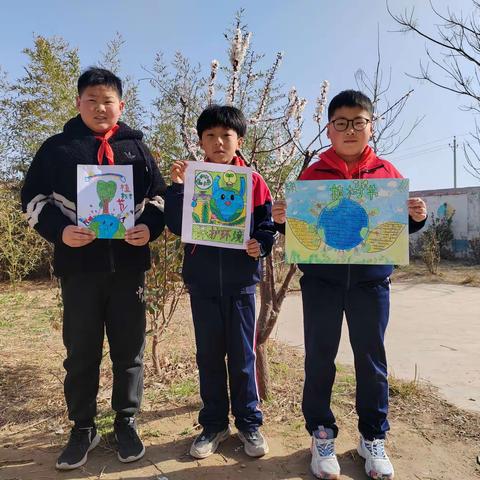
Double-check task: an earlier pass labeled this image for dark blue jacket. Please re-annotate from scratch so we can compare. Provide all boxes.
[165,159,275,296]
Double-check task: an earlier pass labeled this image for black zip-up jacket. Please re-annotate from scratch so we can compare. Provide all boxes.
[21,115,166,276]
[165,161,276,296]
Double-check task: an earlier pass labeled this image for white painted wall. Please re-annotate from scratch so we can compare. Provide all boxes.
[409,187,480,257]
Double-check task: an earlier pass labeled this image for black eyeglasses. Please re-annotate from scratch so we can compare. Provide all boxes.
[330,117,371,132]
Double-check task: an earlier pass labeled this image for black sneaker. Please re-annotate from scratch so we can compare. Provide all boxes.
[237,428,269,457]
[55,426,101,470]
[189,426,231,459]
[114,416,145,463]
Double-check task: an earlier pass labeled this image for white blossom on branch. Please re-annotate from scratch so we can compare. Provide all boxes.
[180,96,202,161]
[251,51,283,123]
[207,59,219,105]
[226,28,252,105]
[313,80,330,124]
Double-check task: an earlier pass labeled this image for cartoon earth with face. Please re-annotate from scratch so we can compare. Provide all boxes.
[210,176,246,223]
[89,214,125,239]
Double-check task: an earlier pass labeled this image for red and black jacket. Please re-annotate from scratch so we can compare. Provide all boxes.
[165,157,275,296]
[276,146,426,284]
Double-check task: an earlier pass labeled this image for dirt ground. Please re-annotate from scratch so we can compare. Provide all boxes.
[1,277,480,480]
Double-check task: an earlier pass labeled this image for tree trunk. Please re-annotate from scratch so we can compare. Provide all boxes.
[255,255,297,400]
[152,332,162,376]
[256,342,270,401]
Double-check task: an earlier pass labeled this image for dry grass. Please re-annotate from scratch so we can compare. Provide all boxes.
[1,280,479,451]
[392,259,480,287]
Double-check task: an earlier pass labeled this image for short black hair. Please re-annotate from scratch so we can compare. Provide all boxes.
[328,90,373,120]
[196,105,247,138]
[77,67,123,98]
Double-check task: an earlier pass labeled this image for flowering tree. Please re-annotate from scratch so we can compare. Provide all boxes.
[145,12,332,398]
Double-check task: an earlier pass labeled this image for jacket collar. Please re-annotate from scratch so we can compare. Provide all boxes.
[63,115,143,141]
[318,145,385,177]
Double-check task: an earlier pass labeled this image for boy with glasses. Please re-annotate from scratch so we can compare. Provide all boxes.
[272,90,427,479]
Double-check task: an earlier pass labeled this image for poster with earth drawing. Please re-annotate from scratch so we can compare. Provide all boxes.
[285,178,409,265]
[77,165,134,239]
[181,161,252,249]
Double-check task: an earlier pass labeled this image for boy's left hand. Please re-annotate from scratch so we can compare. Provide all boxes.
[246,238,261,258]
[125,224,150,246]
[408,197,427,222]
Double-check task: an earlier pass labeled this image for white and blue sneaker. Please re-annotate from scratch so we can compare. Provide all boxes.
[310,426,340,479]
[357,435,394,479]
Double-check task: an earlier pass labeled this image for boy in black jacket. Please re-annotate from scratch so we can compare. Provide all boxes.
[165,105,275,459]
[21,68,166,470]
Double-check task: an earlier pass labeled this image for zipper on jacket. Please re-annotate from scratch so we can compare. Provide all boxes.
[218,248,223,297]
[346,264,351,290]
[108,239,116,272]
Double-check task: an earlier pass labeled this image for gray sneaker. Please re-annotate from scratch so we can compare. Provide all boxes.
[189,426,231,459]
[237,428,269,457]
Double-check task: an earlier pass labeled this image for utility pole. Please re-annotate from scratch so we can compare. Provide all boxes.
[449,136,458,188]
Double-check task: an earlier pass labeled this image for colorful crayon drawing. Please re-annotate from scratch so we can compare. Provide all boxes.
[77,165,135,239]
[285,178,409,265]
[181,161,252,249]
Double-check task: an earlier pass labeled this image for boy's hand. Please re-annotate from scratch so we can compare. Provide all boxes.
[171,160,188,184]
[125,224,150,246]
[62,225,96,247]
[408,197,427,222]
[246,238,261,258]
[272,200,287,224]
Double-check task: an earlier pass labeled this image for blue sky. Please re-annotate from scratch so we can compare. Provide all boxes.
[2,0,478,191]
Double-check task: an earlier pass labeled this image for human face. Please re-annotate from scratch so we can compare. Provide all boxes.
[76,85,124,134]
[326,106,372,164]
[199,126,243,164]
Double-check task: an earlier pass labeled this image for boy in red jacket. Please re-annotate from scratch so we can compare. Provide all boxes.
[273,90,426,480]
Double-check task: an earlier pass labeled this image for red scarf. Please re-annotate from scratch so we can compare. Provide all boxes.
[95,124,119,165]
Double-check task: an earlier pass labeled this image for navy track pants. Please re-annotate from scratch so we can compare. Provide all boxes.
[301,275,390,440]
[190,293,262,432]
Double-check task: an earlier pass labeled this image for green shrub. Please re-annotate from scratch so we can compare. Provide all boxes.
[418,214,454,273]
[0,184,51,282]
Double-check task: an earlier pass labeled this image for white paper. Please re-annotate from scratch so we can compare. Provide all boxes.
[77,164,135,239]
[181,161,253,249]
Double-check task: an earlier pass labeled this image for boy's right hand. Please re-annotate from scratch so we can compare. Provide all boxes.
[272,200,287,224]
[62,225,96,247]
[171,160,188,184]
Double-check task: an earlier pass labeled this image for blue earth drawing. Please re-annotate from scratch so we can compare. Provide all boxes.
[89,214,126,239]
[318,197,369,250]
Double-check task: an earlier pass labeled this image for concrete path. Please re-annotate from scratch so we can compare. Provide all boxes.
[273,282,480,413]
